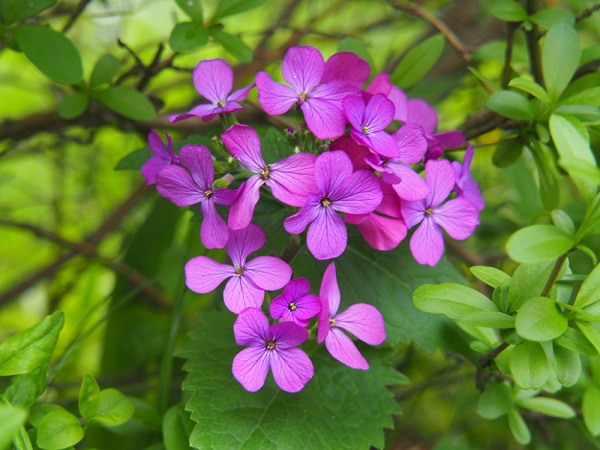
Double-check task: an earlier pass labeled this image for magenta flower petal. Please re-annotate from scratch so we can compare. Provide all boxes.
[401,198,426,229]
[228,84,254,102]
[255,71,299,115]
[350,212,407,251]
[434,198,479,240]
[224,275,265,313]
[226,224,265,267]
[185,256,234,293]
[269,321,309,348]
[228,176,263,230]
[283,199,320,234]
[410,217,444,266]
[244,256,292,291]
[352,128,399,158]
[271,278,321,326]
[193,59,233,104]
[300,96,347,140]
[322,52,370,87]
[325,328,369,370]
[268,153,317,207]
[169,103,228,123]
[200,200,230,249]
[142,130,175,185]
[233,307,270,346]
[270,347,314,393]
[394,123,428,164]
[365,73,392,96]
[319,262,341,320]
[282,46,324,93]
[335,303,386,345]
[453,145,485,211]
[343,95,365,131]
[232,346,270,392]
[221,124,266,173]
[334,169,383,214]
[155,166,204,206]
[330,136,371,170]
[314,150,353,196]
[307,206,347,260]
[388,164,429,202]
[425,159,457,209]
[435,131,465,148]
[389,86,408,122]
[178,145,214,190]
[406,98,438,134]
[363,93,395,132]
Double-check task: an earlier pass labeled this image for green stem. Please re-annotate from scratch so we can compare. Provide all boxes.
[540,253,570,298]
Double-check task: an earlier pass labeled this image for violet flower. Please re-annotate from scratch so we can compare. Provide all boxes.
[232,307,314,393]
[321,51,370,88]
[156,145,237,249]
[401,159,479,266]
[317,262,386,370]
[221,124,317,229]
[141,130,178,185]
[270,278,321,327]
[255,46,361,140]
[284,150,382,260]
[169,59,253,123]
[185,224,292,313]
[453,145,485,211]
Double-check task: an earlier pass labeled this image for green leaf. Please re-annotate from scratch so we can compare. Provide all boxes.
[492,141,523,167]
[470,266,511,288]
[559,87,600,107]
[583,386,600,436]
[509,341,549,389]
[558,158,600,186]
[0,312,64,376]
[88,389,134,427]
[261,127,293,163]
[115,147,152,171]
[0,0,55,25]
[0,404,27,450]
[162,404,194,450]
[577,321,600,355]
[79,374,100,423]
[508,408,531,445]
[550,209,575,236]
[13,25,83,84]
[492,285,510,312]
[573,263,600,314]
[4,365,47,407]
[507,261,557,313]
[175,0,203,22]
[90,54,120,89]
[95,86,157,121]
[506,225,574,264]
[554,326,598,356]
[179,312,406,450]
[517,397,575,418]
[392,34,445,89]
[515,296,568,341]
[58,92,89,120]
[459,311,515,328]
[489,0,527,22]
[529,8,575,29]
[250,195,293,257]
[210,29,252,63]
[413,283,499,320]
[169,22,208,53]
[486,91,534,120]
[36,410,84,450]
[212,0,267,21]
[542,24,580,101]
[508,78,550,103]
[476,382,513,419]
[553,344,581,387]
[337,38,375,70]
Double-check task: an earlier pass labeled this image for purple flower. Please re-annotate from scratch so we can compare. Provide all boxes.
[401,159,479,266]
[156,145,237,248]
[453,145,485,211]
[321,51,370,88]
[141,130,178,185]
[169,59,253,123]
[232,307,314,392]
[270,278,321,327]
[255,46,360,140]
[317,262,386,370]
[284,151,383,260]
[343,94,399,158]
[221,124,317,229]
[185,224,292,313]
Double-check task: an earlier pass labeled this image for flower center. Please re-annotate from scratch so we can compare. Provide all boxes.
[288,302,297,311]
[266,340,276,350]
[204,189,213,198]
[217,100,226,107]
[234,266,244,277]
[321,198,332,207]
[329,317,336,326]
[361,125,369,135]
[425,208,434,217]
[299,91,308,101]
[259,166,271,181]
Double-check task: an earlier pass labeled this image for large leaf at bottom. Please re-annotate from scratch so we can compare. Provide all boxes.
[179,312,405,450]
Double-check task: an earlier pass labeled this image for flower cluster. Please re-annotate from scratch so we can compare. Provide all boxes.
[142,46,483,392]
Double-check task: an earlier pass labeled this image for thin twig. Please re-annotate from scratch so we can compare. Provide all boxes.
[61,0,92,33]
[540,253,570,298]
[475,342,510,391]
[502,22,518,89]
[524,0,544,86]
[576,4,600,22]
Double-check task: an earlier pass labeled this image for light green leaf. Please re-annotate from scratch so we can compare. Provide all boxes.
[577,321,600,355]
[530,8,575,29]
[0,404,27,450]
[459,311,515,329]
[13,25,83,84]
[88,389,134,427]
[559,87,600,107]
[507,260,558,313]
[90,54,120,89]
[542,24,580,101]
[508,408,531,445]
[517,397,575,418]
[212,0,267,21]
[58,93,89,120]
[470,266,511,288]
[486,91,535,120]
[36,410,84,450]
[95,87,157,121]
[515,296,568,341]
[492,140,523,167]
[573,263,600,314]
[476,383,513,419]
[79,373,100,423]
[492,285,510,312]
[489,0,527,21]
[509,341,549,389]
[554,326,598,356]
[114,147,152,171]
[550,209,575,236]
[169,22,208,53]
[0,312,63,376]
[392,34,445,89]
[506,225,574,264]
[583,386,600,436]
[508,78,551,103]
[0,0,55,25]
[553,344,581,387]
[413,283,499,320]
[211,29,252,63]
[162,404,194,450]
[175,0,203,22]
[558,158,600,185]
[4,365,47,407]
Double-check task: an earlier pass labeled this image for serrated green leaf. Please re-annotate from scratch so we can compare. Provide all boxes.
[175,0,203,22]
[508,408,531,445]
[95,86,156,121]
[477,383,513,419]
[90,54,120,89]
[179,311,405,450]
[169,22,208,53]
[542,24,580,101]
[413,283,499,320]
[211,29,252,63]
[0,0,55,25]
[517,397,575,418]
[88,389,134,427]
[0,404,27,450]
[489,0,527,22]
[583,386,600,436]
[515,296,568,341]
[529,8,575,29]
[508,78,550,103]
[551,209,575,236]
[36,410,84,450]
[162,404,194,450]
[507,225,574,264]
[509,341,549,389]
[58,92,89,120]
[573,263,600,314]
[212,0,267,21]
[470,266,511,288]
[13,25,83,84]
[0,312,63,376]
[553,344,581,386]
[392,34,444,89]
[79,373,100,423]
[487,91,534,120]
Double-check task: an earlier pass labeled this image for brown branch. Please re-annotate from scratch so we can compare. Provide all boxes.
[524,0,544,86]
[475,342,510,391]
[61,0,92,33]
[576,3,600,22]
